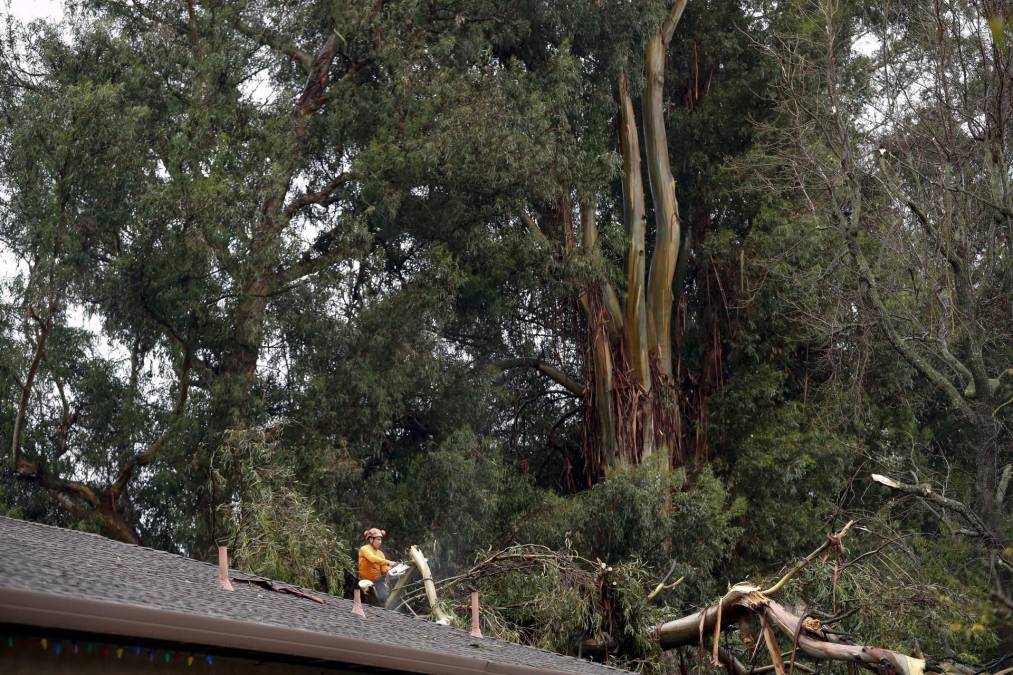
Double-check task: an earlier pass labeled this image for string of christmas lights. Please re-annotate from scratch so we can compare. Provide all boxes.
[2,634,215,666]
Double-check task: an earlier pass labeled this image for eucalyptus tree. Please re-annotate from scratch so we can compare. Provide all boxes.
[497,0,778,480]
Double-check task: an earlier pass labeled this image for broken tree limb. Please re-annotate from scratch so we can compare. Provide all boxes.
[408,545,453,625]
[661,586,934,674]
[657,583,757,650]
[763,520,854,595]
[653,521,977,675]
[871,474,1005,553]
[659,521,855,650]
[762,599,927,675]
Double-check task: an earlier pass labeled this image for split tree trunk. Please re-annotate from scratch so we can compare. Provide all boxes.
[582,1,688,471]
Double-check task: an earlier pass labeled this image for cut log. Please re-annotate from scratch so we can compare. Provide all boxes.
[408,545,453,624]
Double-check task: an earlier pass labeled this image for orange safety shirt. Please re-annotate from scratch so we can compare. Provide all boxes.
[358,544,390,582]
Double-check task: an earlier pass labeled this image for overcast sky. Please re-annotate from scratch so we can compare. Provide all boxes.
[7,0,63,22]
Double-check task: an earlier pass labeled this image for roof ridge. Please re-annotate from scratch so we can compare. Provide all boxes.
[0,515,228,573]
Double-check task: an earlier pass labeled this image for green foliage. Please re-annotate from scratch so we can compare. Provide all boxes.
[213,430,354,594]
[572,461,742,595]
[362,428,541,571]
[471,550,666,670]
[1,0,1008,668]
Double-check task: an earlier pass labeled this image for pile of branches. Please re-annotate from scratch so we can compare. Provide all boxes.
[397,544,661,663]
[656,522,985,675]
[392,521,1004,673]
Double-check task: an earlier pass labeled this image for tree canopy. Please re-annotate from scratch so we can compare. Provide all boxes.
[1,0,1010,672]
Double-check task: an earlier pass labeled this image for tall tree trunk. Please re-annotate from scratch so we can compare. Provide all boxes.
[578,202,620,466]
[510,2,692,476]
[617,72,656,462]
[643,3,685,382]
[197,274,272,557]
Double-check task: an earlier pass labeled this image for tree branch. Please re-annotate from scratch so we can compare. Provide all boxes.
[871,474,1005,552]
[660,0,691,46]
[11,305,53,464]
[644,1,683,378]
[520,211,547,242]
[577,199,623,339]
[282,172,353,218]
[109,428,174,499]
[232,16,314,72]
[616,72,651,391]
[15,456,100,510]
[844,230,974,419]
[495,358,585,396]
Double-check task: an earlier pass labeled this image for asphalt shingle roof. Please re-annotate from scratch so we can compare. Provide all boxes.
[0,516,629,674]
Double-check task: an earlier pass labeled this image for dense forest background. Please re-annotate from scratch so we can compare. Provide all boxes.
[1,0,1010,671]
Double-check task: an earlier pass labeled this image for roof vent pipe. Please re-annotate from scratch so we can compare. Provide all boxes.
[352,589,366,618]
[218,546,234,592]
[470,591,482,638]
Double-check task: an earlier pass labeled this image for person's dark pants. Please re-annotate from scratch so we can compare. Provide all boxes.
[373,577,390,603]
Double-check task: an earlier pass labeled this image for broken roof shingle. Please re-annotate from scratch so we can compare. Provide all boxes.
[0,516,631,675]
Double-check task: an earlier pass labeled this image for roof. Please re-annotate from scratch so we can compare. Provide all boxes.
[0,516,629,675]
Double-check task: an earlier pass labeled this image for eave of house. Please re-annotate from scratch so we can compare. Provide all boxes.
[0,587,570,675]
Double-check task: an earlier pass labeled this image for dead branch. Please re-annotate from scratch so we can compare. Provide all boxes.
[871,474,1006,554]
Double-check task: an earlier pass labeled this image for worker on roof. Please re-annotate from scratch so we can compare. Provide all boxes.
[358,527,394,603]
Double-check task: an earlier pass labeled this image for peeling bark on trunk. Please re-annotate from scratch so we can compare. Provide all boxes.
[617,72,652,399]
[580,2,690,470]
[612,65,655,464]
[643,14,683,382]
[579,203,618,464]
[504,3,692,475]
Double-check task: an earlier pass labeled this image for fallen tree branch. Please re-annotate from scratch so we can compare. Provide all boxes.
[763,520,854,595]
[408,545,453,625]
[656,519,978,674]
